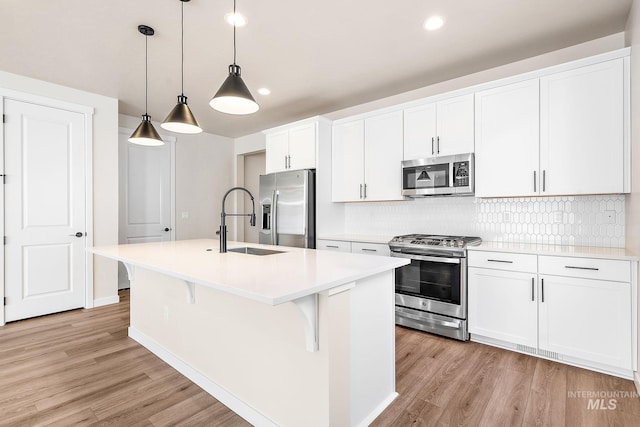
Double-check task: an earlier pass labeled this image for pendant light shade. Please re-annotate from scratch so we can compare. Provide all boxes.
[209,0,259,115]
[129,25,164,146]
[162,0,202,133]
[209,64,259,115]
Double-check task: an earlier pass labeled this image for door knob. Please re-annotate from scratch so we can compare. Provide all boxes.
[69,232,84,238]
[163,227,172,232]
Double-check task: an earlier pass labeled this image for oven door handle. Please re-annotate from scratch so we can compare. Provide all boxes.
[396,307,461,329]
[391,251,461,264]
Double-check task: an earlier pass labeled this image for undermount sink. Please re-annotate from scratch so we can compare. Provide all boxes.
[226,247,284,256]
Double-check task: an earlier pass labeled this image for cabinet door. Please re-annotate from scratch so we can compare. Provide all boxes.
[540,58,624,195]
[538,275,632,370]
[332,121,364,202]
[435,94,475,157]
[468,268,537,347]
[364,111,404,201]
[288,122,316,171]
[265,130,289,174]
[475,80,540,197]
[403,102,437,160]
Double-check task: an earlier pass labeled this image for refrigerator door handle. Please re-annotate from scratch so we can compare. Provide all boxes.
[272,190,279,245]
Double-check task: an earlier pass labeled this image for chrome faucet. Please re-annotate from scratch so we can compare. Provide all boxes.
[220,187,256,253]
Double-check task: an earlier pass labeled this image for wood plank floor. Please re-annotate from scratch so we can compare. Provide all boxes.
[1,290,639,426]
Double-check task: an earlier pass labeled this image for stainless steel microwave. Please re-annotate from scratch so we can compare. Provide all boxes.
[401,153,474,197]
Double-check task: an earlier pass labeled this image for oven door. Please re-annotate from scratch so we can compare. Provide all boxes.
[391,252,467,319]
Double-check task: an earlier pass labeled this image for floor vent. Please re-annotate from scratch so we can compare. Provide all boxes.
[538,349,560,360]
[516,344,537,355]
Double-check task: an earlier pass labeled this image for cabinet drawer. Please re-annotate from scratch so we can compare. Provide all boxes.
[351,242,390,257]
[468,250,537,273]
[316,239,351,253]
[538,256,630,283]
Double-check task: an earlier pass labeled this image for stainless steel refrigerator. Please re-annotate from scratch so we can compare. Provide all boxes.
[259,169,315,248]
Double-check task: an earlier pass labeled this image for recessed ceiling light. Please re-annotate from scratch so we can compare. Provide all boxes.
[224,12,246,27]
[258,88,271,96]
[423,15,445,31]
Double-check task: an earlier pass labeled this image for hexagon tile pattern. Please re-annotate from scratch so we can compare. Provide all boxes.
[344,195,626,248]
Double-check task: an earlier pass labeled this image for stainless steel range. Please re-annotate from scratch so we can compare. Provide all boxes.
[389,234,481,341]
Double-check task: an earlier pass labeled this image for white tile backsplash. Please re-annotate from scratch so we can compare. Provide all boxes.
[344,195,626,248]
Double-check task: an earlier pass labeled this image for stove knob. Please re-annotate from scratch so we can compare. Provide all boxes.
[456,240,465,248]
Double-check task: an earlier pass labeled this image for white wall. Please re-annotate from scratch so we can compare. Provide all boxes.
[0,70,119,302]
[624,0,640,386]
[119,114,234,241]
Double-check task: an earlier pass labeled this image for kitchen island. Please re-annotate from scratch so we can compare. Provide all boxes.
[90,239,408,427]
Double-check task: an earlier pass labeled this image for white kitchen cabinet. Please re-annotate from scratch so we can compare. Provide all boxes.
[351,242,390,257]
[468,249,636,377]
[540,58,625,195]
[468,267,537,348]
[475,79,540,197]
[331,111,403,202]
[265,121,317,174]
[475,58,627,198]
[403,93,474,161]
[538,255,632,370]
[316,239,351,253]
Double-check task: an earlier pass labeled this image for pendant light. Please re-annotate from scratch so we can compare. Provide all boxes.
[129,25,164,146]
[209,0,259,115]
[161,0,202,134]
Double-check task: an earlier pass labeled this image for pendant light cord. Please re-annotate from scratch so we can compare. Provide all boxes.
[145,32,148,115]
[181,0,184,95]
[233,0,237,65]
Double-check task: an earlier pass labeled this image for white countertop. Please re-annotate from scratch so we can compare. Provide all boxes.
[90,239,408,305]
[470,241,639,261]
[318,234,394,245]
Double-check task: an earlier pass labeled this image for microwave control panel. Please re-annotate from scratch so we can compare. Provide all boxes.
[453,161,469,187]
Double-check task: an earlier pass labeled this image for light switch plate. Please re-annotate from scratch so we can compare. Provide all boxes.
[181,211,189,219]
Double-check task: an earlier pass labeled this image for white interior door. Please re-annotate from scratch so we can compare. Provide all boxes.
[4,99,87,322]
[118,129,174,289]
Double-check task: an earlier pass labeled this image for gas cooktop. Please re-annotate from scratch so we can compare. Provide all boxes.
[388,234,482,256]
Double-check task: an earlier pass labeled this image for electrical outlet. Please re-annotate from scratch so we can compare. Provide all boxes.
[604,210,616,224]
[553,211,563,223]
[502,212,511,223]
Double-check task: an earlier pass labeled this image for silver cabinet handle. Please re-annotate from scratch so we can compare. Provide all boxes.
[431,137,435,155]
[287,155,291,169]
[531,277,535,302]
[326,245,339,248]
[361,248,377,252]
[565,265,599,271]
[533,171,537,193]
[541,278,545,303]
[359,184,363,199]
[542,170,546,192]
[436,136,440,154]
[487,259,513,264]
[364,183,367,199]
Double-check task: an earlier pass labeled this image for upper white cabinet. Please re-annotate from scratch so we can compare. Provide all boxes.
[540,59,625,195]
[403,93,474,160]
[265,120,318,174]
[475,79,540,198]
[332,111,403,202]
[475,57,628,198]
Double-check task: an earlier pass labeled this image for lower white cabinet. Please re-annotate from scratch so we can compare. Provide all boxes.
[317,239,390,256]
[468,268,537,348]
[468,250,636,378]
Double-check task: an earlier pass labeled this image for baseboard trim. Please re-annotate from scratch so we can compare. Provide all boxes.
[93,295,120,308]
[357,392,398,427]
[634,372,640,396]
[128,327,278,427]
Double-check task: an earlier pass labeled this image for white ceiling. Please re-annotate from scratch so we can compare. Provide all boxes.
[0,0,633,138]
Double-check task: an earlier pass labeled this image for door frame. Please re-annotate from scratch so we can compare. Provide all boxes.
[118,127,176,243]
[0,89,95,325]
